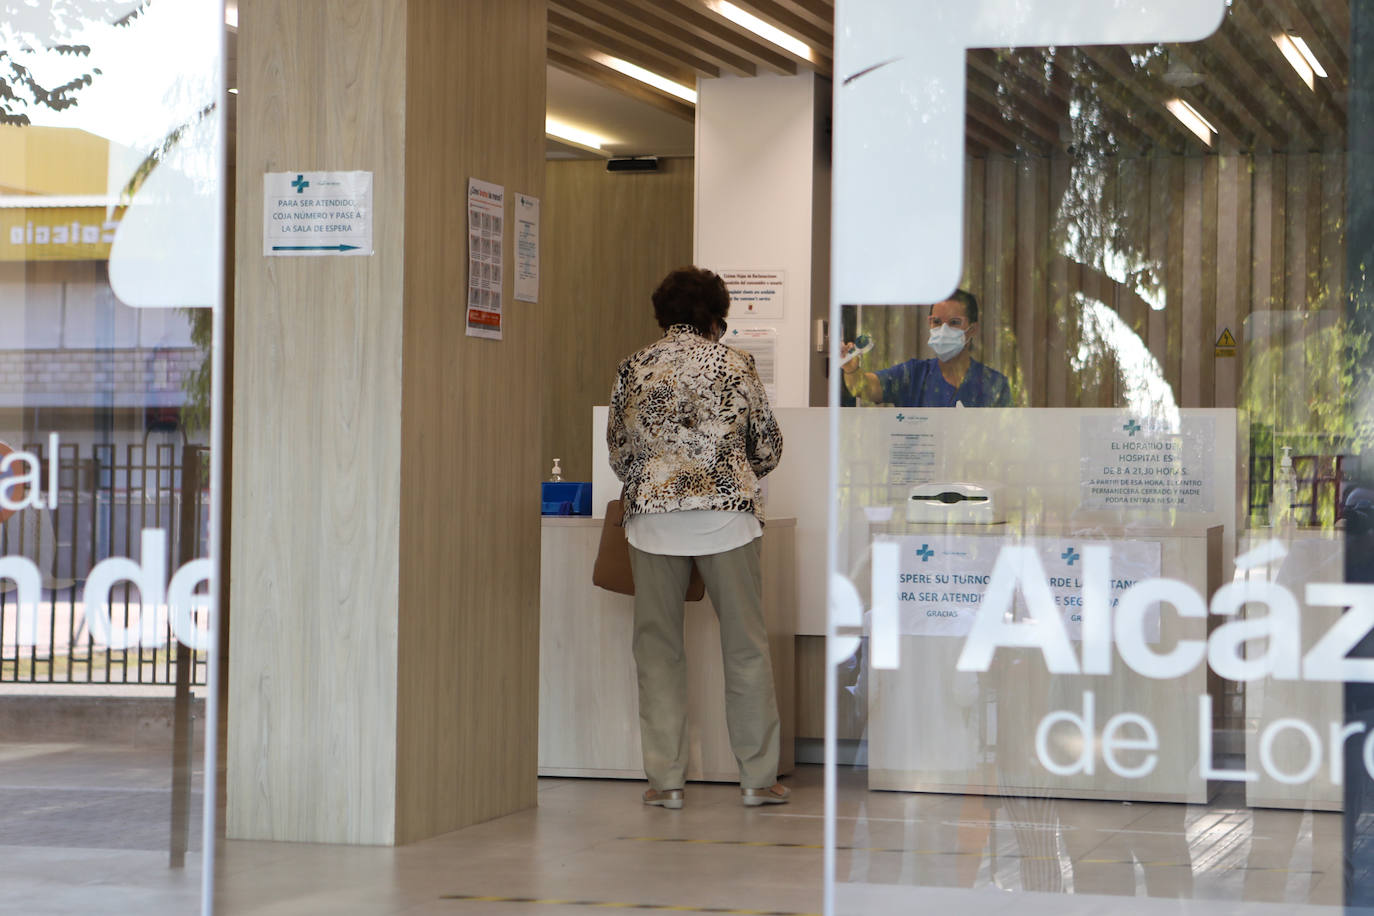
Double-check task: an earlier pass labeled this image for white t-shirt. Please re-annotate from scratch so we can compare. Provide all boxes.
[625,509,761,557]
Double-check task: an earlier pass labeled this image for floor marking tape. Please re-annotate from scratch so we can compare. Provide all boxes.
[614,837,1321,874]
[438,895,819,915]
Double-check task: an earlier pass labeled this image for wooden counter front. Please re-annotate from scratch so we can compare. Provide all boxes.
[538,517,796,782]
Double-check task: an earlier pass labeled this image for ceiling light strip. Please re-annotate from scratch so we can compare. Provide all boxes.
[1290,35,1328,78]
[592,54,697,104]
[1272,33,1316,90]
[706,0,814,62]
[545,117,607,150]
[1165,98,1217,146]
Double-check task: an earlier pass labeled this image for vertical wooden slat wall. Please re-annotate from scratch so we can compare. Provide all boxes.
[540,159,694,484]
[395,0,547,844]
[855,150,1346,410]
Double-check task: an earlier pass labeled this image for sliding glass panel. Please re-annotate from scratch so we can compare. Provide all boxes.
[829,1,1366,912]
[0,1,223,912]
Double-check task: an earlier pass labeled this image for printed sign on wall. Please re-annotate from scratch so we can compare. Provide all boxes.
[514,192,539,304]
[466,177,505,340]
[263,171,373,256]
[720,269,785,318]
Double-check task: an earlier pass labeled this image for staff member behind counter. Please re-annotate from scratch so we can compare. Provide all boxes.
[841,289,1011,408]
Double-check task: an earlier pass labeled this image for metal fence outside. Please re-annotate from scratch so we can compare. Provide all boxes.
[0,438,210,686]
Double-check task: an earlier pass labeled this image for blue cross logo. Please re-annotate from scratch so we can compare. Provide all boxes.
[291,173,310,193]
[895,413,906,422]
[1124,419,1142,436]
[1061,547,1080,566]
[916,544,934,562]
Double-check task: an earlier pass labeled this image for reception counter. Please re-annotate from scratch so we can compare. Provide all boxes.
[867,523,1223,804]
[538,516,796,782]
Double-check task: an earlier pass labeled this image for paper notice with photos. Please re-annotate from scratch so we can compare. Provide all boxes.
[466,178,505,340]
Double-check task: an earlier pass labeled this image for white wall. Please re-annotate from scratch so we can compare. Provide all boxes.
[695,73,824,409]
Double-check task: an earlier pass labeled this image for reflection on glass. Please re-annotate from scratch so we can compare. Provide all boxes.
[0,0,220,911]
[832,0,1364,910]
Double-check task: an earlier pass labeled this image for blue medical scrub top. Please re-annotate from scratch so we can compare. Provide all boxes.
[874,357,1011,408]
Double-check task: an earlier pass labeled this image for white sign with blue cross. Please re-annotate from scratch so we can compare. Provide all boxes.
[880,534,1160,639]
[263,171,373,257]
[1079,415,1215,512]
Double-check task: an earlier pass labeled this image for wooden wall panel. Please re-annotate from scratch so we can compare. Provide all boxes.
[1165,157,1186,401]
[1148,159,1171,382]
[1201,156,1220,403]
[852,149,1346,413]
[540,159,693,484]
[982,157,1016,379]
[396,0,547,844]
[1046,157,1071,408]
[1015,159,1049,406]
[229,0,407,845]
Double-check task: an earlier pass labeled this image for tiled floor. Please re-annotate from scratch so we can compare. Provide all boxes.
[0,741,1353,915]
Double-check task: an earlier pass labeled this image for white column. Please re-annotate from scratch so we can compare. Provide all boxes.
[694,73,830,408]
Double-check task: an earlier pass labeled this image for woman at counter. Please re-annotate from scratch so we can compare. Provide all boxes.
[841,289,1012,407]
[606,265,789,809]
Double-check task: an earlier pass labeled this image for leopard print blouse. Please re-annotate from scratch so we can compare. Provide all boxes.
[608,324,783,522]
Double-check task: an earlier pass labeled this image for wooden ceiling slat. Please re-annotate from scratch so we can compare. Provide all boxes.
[965,64,1062,150]
[768,0,833,33]
[1000,50,1155,156]
[551,0,723,78]
[963,116,1017,157]
[968,52,1068,139]
[1176,84,1258,152]
[1281,0,1349,84]
[567,0,758,76]
[1165,43,1288,151]
[1078,46,1241,151]
[1237,0,1345,139]
[965,132,992,159]
[1218,11,1331,141]
[679,0,828,74]
[547,46,697,122]
[966,96,1051,155]
[543,0,1353,160]
[1207,16,1324,148]
[1048,50,1188,153]
[548,10,702,84]
[1314,0,1351,51]
[622,0,798,74]
[722,0,832,56]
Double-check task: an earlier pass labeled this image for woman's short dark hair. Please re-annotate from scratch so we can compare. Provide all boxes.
[652,266,730,336]
[950,288,979,324]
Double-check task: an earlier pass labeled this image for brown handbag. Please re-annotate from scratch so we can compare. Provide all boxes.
[592,499,706,601]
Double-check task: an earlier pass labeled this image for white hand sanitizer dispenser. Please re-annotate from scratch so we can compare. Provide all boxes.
[1272,446,1295,530]
[549,458,563,482]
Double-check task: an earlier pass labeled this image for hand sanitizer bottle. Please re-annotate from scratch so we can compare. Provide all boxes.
[549,458,563,482]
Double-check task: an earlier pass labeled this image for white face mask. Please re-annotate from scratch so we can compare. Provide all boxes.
[928,324,966,362]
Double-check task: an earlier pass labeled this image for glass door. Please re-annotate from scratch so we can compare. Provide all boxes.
[0,1,224,911]
[829,1,1368,912]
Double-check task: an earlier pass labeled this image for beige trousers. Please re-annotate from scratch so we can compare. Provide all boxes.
[628,539,781,790]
